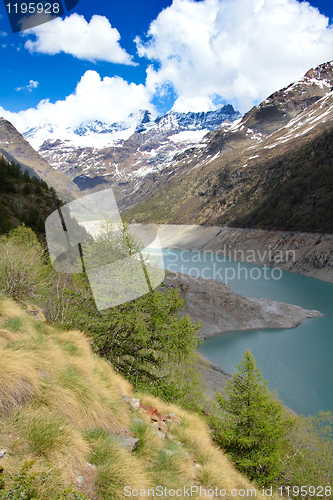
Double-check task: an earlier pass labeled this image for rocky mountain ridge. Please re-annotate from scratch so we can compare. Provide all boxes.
[23,106,240,194]
[0,118,80,201]
[6,59,333,233]
[143,223,333,283]
[240,61,333,134]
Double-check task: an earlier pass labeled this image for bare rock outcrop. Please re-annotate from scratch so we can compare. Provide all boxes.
[163,272,323,339]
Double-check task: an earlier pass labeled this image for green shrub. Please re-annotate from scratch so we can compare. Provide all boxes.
[0,226,53,301]
[47,221,202,408]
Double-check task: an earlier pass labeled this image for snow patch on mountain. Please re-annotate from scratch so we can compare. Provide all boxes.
[25,122,137,150]
[169,129,209,143]
[20,105,241,197]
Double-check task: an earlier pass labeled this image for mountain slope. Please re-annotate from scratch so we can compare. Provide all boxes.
[0,295,270,500]
[125,61,333,233]
[231,127,333,232]
[0,118,80,201]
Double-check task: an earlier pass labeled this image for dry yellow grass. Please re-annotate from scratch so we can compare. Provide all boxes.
[0,296,281,500]
[0,328,24,342]
[0,296,131,498]
[0,297,26,318]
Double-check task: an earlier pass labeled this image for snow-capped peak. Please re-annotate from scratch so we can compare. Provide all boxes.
[23,106,240,151]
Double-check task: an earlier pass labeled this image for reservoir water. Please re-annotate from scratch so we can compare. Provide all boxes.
[154,248,333,416]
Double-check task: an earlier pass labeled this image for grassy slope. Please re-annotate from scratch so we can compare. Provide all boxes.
[0,296,276,500]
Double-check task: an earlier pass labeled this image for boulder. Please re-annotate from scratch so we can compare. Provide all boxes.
[114,435,140,452]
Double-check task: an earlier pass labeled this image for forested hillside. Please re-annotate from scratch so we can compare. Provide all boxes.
[0,155,61,235]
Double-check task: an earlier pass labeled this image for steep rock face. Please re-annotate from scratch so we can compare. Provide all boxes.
[145,223,333,283]
[23,106,240,202]
[0,118,80,201]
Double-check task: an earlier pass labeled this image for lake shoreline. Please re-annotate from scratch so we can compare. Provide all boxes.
[83,221,333,283]
[81,221,331,407]
[162,271,324,399]
[133,224,333,283]
[149,222,330,400]
[163,271,323,340]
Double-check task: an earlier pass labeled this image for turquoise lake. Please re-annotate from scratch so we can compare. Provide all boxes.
[154,248,333,416]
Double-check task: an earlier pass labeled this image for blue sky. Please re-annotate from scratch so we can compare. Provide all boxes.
[0,0,333,132]
[0,0,173,113]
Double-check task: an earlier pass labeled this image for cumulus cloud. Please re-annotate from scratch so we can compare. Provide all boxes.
[0,70,155,131]
[3,0,333,134]
[24,13,135,64]
[16,80,39,92]
[136,0,333,112]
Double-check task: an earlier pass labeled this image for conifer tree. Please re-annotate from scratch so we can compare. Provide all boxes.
[214,350,294,486]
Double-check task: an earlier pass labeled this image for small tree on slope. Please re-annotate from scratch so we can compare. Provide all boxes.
[213,349,294,487]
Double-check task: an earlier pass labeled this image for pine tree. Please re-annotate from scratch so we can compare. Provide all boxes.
[213,350,294,487]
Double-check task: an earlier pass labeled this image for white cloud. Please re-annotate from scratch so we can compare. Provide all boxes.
[0,31,7,36]
[0,70,155,131]
[16,80,39,92]
[136,0,333,112]
[3,0,333,137]
[24,13,135,65]
[171,95,216,112]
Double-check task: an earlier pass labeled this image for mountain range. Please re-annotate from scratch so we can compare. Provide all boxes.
[1,60,333,233]
[124,61,333,233]
[24,105,240,196]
